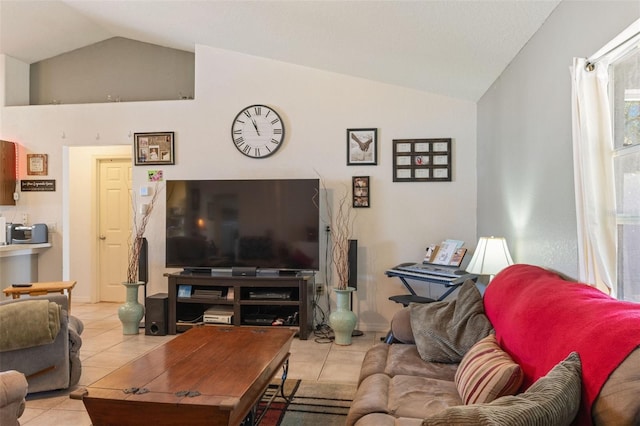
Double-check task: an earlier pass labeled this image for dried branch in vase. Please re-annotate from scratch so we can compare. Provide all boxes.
[323,179,356,290]
[126,184,162,283]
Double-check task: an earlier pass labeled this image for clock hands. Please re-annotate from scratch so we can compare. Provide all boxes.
[251,118,260,136]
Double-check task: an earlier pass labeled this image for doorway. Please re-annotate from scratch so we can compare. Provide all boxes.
[97,158,132,302]
[65,145,132,304]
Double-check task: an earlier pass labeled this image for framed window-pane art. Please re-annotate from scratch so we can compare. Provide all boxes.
[392,138,452,182]
[134,132,175,165]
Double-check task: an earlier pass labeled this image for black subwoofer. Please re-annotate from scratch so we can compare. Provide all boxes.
[145,293,168,336]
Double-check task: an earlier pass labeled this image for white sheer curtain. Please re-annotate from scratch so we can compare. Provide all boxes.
[570,58,617,293]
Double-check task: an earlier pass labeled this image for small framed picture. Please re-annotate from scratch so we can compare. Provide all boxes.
[27,154,48,176]
[134,132,175,165]
[347,128,377,165]
[353,176,370,208]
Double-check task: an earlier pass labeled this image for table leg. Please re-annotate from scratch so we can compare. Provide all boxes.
[279,358,291,402]
[250,358,292,425]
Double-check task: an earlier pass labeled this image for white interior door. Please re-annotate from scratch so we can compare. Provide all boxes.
[98,159,132,302]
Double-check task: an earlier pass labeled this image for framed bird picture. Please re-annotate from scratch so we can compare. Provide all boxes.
[347,128,377,165]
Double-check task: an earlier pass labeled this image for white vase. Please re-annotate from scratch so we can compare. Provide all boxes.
[329,287,357,345]
[118,282,145,335]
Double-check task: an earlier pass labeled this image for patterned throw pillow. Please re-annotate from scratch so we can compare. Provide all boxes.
[454,334,523,404]
[422,352,582,426]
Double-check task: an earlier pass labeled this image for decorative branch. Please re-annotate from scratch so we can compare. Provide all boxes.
[321,177,356,290]
[126,183,162,283]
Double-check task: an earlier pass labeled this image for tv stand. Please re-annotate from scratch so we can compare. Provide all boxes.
[167,272,314,339]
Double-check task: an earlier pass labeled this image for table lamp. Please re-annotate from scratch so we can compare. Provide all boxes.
[466,236,514,280]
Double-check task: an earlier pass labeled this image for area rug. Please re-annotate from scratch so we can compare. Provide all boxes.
[257,379,356,426]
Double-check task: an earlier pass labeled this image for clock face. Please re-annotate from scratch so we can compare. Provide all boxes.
[231,105,285,158]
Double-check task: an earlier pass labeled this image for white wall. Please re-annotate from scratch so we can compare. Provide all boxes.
[1,55,29,108]
[477,1,639,278]
[0,45,477,332]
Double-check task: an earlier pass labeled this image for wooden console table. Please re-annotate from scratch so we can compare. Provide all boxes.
[78,326,295,426]
[2,280,77,313]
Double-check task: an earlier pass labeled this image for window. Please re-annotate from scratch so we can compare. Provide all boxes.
[611,46,640,301]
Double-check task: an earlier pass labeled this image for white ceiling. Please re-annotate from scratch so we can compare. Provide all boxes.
[0,0,561,101]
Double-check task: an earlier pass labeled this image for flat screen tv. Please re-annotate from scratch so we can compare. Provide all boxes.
[166,178,320,272]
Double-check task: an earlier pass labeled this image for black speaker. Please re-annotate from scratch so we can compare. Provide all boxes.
[232,266,257,276]
[145,293,168,336]
[348,239,358,290]
[138,237,148,283]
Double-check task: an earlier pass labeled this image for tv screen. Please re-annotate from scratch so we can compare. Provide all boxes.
[166,179,320,271]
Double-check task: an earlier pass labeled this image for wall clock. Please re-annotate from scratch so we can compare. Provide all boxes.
[231,104,285,158]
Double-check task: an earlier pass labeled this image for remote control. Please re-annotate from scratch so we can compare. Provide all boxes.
[12,283,33,287]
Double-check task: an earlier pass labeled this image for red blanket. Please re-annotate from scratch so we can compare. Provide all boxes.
[484,264,640,425]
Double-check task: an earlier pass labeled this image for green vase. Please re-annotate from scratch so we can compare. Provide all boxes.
[118,282,145,335]
[329,287,357,345]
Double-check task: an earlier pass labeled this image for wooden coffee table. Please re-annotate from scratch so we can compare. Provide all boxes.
[78,326,295,426]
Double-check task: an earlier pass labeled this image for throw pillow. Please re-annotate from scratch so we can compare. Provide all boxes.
[410,280,493,363]
[454,334,523,404]
[422,352,582,426]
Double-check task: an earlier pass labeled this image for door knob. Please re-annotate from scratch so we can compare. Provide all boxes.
[99,235,106,240]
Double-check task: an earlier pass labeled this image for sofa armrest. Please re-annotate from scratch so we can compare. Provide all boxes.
[67,317,83,388]
[0,370,27,426]
[390,307,415,344]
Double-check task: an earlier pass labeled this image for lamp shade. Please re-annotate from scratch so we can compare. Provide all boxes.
[466,237,513,277]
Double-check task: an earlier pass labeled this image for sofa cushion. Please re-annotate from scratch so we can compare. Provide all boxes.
[346,373,462,426]
[454,334,523,404]
[410,280,493,363]
[358,343,458,385]
[422,352,582,426]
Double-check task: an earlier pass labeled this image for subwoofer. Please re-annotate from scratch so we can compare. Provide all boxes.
[145,293,168,336]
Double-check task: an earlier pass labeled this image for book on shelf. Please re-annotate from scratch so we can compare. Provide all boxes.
[178,285,192,298]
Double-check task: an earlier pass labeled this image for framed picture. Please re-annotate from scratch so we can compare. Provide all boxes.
[347,128,377,165]
[27,154,48,176]
[134,132,175,165]
[353,176,370,208]
[392,138,452,182]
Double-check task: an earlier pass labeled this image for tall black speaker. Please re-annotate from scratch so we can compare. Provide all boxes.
[348,239,358,290]
[138,237,148,283]
[145,293,168,336]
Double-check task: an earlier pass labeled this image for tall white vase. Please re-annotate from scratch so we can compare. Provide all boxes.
[118,282,145,335]
[329,287,357,345]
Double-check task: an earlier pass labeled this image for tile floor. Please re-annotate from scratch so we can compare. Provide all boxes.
[19,302,381,425]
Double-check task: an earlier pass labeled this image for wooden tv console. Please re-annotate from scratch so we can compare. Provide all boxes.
[167,272,315,339]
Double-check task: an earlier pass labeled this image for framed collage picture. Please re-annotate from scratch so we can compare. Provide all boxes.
[392,138,452,182]
[134,132,175,165]
[353,176,370,208]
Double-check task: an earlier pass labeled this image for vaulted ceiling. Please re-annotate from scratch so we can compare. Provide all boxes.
[0,0,561,101]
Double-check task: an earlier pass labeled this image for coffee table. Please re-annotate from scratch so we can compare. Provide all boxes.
[78,326,295,426]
